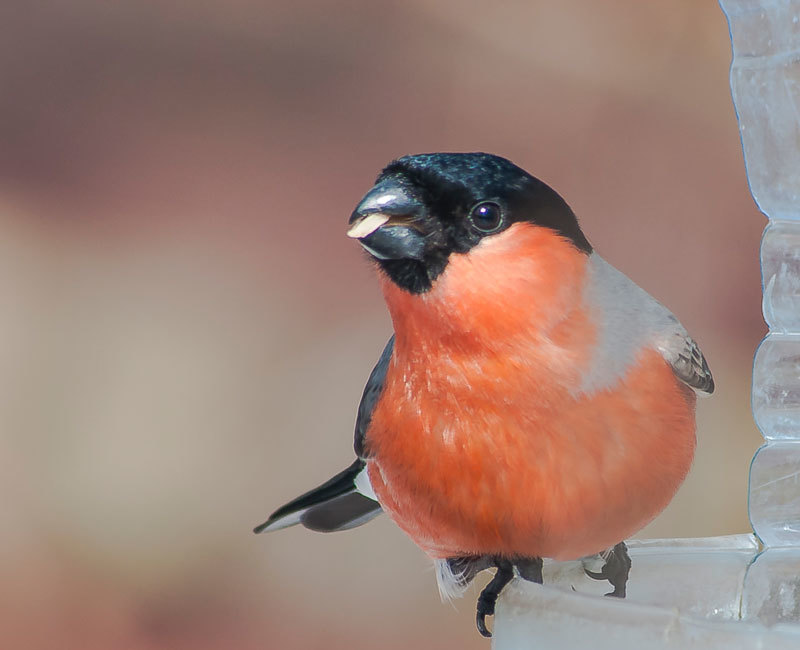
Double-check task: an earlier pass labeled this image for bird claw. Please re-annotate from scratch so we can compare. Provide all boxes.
[583,542,631,599]
[476,586,499,638]
[476,610,492,638]
[584,568,609,581]
[474,560,514,638]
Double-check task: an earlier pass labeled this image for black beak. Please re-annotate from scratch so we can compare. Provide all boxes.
[347,179,427,261]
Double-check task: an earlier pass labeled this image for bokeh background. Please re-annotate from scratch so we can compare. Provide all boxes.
[0,2,764,649]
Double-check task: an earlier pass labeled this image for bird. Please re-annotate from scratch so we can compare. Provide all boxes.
[254,152,713,638]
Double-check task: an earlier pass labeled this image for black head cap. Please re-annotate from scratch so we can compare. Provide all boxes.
[351,152,592,293]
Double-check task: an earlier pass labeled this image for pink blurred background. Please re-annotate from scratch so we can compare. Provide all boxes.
[0,2,764,649]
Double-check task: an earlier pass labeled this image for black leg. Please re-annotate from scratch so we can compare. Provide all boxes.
[475,559,514,638]
[515,556,543,584]
[584,541,631,597]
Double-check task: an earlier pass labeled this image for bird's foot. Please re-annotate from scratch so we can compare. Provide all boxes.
[475,559,514,638]
[584,541,631,597]
[515,556,543,584]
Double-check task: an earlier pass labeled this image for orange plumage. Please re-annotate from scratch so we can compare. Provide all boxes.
[365,223,696,561]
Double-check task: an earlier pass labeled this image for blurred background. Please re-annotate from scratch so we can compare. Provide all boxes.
[0,1,764,648]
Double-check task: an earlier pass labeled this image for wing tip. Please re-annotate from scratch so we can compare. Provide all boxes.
[695,374,715,397]
[696,355,715,395]
[253,518,275,534]
[253,506,305,534]
[253,459,375,536]
[252,517,289,535]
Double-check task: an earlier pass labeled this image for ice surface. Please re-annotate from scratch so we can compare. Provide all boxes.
[722,0,800,546]
[750,442,800,546]
[762,221,800,332]
[743,548,800,625]
[723,0,800,220]
[539,535,757,620]
[752,335,800,438]
[492,536,800,650]
[494,581,800,650]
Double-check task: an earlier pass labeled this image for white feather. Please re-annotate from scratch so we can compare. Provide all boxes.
[353,465,378,501]
[434,559,470,602]
[257,510,306,533]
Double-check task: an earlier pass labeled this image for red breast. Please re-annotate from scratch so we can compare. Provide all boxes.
[364,223,696,561]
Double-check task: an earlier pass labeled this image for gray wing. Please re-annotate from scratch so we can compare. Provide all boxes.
[354,335,394,458]
[581,255,714,396]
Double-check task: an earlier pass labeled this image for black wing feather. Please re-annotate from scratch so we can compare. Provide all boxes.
[354,336,394,458]
[254,459,381,533]
[300,492,380,532]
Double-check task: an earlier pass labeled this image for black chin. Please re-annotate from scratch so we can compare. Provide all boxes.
[376,255,451,294]
[376,259,431,293]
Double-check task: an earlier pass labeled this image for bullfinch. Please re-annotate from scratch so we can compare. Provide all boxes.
[254,152,713,637]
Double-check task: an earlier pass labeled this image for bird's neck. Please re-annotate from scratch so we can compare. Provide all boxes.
[379,223,590,357]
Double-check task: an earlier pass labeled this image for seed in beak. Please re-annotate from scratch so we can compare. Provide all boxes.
[347,213,390,239]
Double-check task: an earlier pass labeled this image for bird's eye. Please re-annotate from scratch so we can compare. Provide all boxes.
[468,201,504,233]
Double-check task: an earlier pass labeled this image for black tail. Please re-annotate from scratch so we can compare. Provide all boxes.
[254,459,382,534]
